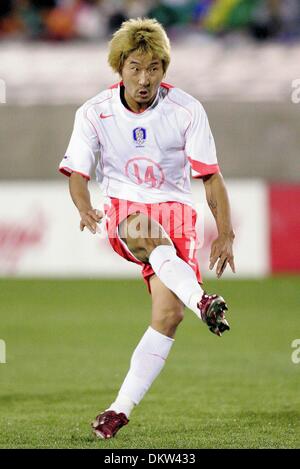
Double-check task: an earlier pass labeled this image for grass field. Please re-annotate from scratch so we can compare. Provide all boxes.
[0,277,299,449]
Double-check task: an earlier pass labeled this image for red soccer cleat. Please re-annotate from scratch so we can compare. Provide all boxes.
[198,292,230,337]
[91,410,129,439]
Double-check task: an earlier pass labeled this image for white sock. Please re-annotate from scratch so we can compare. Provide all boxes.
[149,245,203,317]
[106,394,135,418]
[107,326,174,417]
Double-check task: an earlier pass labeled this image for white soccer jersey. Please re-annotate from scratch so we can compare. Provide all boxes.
[59,82,219,206]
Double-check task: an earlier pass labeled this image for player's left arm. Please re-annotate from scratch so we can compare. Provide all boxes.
[203,172,235,278]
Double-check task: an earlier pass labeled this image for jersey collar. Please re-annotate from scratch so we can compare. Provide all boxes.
[116,82,165,119]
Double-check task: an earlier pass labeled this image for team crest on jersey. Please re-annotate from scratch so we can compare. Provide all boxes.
[133,127,146,147]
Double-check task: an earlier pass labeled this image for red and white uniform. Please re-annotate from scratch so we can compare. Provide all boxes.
[59,82,220,290]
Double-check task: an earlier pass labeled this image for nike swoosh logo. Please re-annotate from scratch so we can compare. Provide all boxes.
[99,112,114,119]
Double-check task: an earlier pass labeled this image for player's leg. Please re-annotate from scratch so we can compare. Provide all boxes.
[150,274,184,338]
[92,275,183,439]
[91,214,192,440]
[120,212,229,336]
[91,212,228,439]
[119,212,205,316]
[107,276,183,409]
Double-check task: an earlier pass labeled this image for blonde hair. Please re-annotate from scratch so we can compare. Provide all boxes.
[108,18,171,75]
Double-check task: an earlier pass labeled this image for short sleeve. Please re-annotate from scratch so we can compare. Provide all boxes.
[185,101,220,178]
[59,106,100,180]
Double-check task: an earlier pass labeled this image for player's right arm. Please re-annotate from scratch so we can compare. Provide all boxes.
[59,104,102,233]
[69,172,102,234]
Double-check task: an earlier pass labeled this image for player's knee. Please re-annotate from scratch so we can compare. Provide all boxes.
[143,237,171,260]
[129,244,149,263]
[126,236,171,263]
[120,213,172,262]
[153,306,184,337]
[170,308,184,327]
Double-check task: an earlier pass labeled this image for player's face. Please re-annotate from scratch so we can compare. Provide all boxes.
[121,51,164,112]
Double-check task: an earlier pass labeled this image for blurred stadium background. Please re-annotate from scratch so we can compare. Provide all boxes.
[0,0,299,449]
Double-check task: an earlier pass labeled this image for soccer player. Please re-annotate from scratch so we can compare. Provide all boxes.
[59,18,235,439]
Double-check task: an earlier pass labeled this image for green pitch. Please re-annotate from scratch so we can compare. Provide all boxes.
[0,277,299,449]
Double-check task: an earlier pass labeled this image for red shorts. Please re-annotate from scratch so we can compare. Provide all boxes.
[104,198,202,293]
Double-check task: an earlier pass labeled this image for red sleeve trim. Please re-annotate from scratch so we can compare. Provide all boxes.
[161,82,174,89]
[109,81,123,89]
[110,81,173,91]
[59,166,90,181]
[110,81,173,90]
[188,157,220,178]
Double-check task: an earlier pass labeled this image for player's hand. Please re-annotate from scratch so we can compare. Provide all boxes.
[209,233,235,278]
[79,209,103,234]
